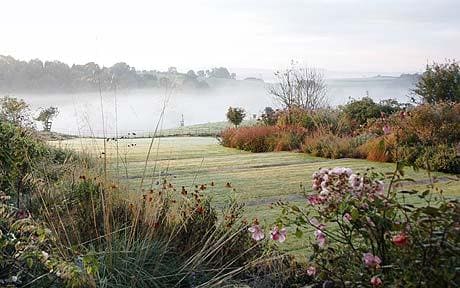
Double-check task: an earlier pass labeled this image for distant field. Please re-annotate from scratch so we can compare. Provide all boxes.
[74,120,257,139]
[147,120,256,137]
[53,136,460,254]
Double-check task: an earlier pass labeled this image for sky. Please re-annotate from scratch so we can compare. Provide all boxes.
[1,0,459,76]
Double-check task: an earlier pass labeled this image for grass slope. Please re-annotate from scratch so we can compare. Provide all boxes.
[53,136,460,253]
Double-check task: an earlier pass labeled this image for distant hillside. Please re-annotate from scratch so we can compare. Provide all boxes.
[0,55,241,93]
[326,74,420,104]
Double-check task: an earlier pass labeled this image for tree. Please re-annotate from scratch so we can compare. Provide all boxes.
[186,70,197,79]
[269,62,328,110]
[197,70,206,78]
[208,67,232,79]
[226,107,246,127]
[413,60,460,104]
[35,107,59,131]
[0,96,32,127]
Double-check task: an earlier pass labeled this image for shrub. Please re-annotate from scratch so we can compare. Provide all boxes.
[226,107,246,127]
[341,97,402,127]
[0,96,33,127]
[273,126,308,152]
[413,144,460,174]
[396,102,460,146]
[276,107,315,130]
[311,109,352,136]
[0,122,46,208]
[302,132,352,159]
[269,166,460,287]
[220,126,276,152]
[220,126,307,153]
[413,60,460,104]
[259,106,279,126]
[0,203,95,287]
[357,133,401,163]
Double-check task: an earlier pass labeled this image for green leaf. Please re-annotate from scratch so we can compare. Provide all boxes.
[351,208,359,220]
[290,205,301,213]
[420,206,441,216]
[295,228,303,238]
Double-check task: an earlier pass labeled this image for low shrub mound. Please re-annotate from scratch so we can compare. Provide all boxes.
[220,125,307,153]
[302,132,353,159]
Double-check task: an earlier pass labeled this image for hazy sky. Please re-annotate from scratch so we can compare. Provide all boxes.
[1,0,459,74]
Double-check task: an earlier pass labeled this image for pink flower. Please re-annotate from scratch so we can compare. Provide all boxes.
[270,226,287,243]
[392,233,408,247]
[330,167,345,175]
[349,174,361,190]
[375,181,385,195]
[319,188,329,196]
[307,194,322,205]
[330,167,353,176]
[306,266,316,276]
[363,252,382,268]
[343,213,352,223]
[16,209,29,219]
[309,217,325,229]
[383,124,391,135]
[370,276,383,287]
[314,229,327,247]
[248,225,265,241]
[344,168,353,176]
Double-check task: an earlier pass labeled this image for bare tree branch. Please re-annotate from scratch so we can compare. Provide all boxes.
[269,62,328,111]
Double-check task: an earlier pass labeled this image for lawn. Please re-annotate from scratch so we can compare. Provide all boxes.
[53,136,460,254]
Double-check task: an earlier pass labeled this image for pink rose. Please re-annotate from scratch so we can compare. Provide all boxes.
[392,233,408,247]
[343,213,352,223]
[370,276,383,287]
[270,226,287,243]
[314,229,327,247]
[307,194,322,205]
[248,224,265,241]
[363,252,382,268]
[306,266,316,276]
[383,124,391,135]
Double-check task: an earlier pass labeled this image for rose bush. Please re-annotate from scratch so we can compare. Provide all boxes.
[249,165,460,287]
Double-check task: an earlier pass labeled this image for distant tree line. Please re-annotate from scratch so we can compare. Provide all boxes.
[0,55,237,93]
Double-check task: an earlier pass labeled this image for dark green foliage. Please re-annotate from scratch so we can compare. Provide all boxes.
[226,107,246,127]
[259,107,278,126]
[413,145,460,174]
[0,122,45,207]
[0,204,95,287]
[413,60,460,104]
[341,97,402,126]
